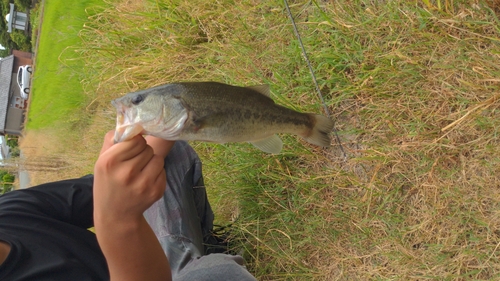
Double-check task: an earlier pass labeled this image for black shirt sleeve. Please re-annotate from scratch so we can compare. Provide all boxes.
[0,175,109,281]
[0,175,95,229]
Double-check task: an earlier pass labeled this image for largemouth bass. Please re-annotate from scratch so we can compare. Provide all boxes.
[112,82,334,154]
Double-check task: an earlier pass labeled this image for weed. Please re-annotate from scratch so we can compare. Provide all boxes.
[21,0,500,279]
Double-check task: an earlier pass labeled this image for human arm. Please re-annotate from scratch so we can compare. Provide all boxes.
[0,240,9,265]
[0,162,94,269]
[93,131,173,281]
[0,176,95,228]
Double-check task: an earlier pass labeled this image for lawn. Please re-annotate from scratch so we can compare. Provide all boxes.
[22,0,500,280]
[27,0,105,131]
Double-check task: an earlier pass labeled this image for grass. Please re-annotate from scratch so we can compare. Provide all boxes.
[21,0,500,280]
[21,0,110,181]
[27,0,105,131]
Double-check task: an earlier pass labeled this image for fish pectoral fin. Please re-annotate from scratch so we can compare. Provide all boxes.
[249,135,283,154]
[246,84,271,97]
[183,109,207,131]
[191,117,205,130]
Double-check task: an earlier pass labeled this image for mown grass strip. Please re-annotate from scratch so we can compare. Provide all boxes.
[27,0,105,130]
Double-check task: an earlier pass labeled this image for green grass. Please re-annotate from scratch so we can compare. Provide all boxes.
[27,0,106,131]
[25,0,500,280]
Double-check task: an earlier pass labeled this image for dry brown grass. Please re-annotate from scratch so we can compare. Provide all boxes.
[21,0,500,279]
[19,129,95,185]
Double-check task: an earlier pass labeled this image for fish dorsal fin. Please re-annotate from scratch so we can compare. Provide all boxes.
[247,84,271,97]
[249,135,283,154]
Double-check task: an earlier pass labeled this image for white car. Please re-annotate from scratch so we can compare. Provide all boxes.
[17,65,33,100]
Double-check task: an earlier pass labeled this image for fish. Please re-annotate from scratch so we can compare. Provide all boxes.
[112,82,334,154]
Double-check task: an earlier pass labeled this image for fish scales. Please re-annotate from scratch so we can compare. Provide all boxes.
[113,82,333,154]
[178,83,314,142]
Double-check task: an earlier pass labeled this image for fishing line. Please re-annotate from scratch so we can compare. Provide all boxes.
[284,0,347,160]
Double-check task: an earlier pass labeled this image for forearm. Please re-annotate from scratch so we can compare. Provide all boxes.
[93,133,171,280]
[95,216,171,281]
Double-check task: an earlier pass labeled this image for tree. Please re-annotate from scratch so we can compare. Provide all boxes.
[0,170,8,179]
[0,0,32,53]
[2,173,14,183]
[0,49,9,57]
[14,0,32,10]
[0,169,15,194]
[6,135,18,148]
[9,146,20,157]
[10,30,31,51]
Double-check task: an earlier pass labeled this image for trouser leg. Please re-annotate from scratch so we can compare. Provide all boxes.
[144,141,256,280]
[175,254,257,281]
[143,141,213,277]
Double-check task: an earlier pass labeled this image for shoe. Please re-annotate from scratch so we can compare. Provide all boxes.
[203,224,233,255]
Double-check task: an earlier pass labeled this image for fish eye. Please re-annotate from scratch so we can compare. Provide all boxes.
[131,95,144,105]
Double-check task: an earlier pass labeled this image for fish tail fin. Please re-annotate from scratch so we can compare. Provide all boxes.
[302,114,334,147]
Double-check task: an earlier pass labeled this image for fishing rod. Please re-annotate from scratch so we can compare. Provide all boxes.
[283,0,347,160]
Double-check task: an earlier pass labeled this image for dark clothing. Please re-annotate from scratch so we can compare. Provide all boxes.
[0,176,109,280]
[143,142,255,281]
[0,141,256,281]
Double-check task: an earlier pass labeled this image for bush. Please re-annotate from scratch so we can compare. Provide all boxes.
[6,136,18,148]
[0,49,9,57]
[2,173,14,183]
[9,146,20,157]
[0,170,15,194]
[10,30,31,51]
[14,0,31,10]
[1,185,14,194]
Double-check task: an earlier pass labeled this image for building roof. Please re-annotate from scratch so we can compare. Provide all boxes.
[0,55,14,133]
[6,3,15,33]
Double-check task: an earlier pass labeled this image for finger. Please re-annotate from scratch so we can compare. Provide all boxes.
[151,161,167,199]
[128,145,155,174]
[153,169,167,199]
[107,135,149,162]
[133,155,166,203]
[100,130,116,155]
[141,154,167,189]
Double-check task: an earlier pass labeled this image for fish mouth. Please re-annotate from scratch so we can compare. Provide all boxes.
[112,99,145,143]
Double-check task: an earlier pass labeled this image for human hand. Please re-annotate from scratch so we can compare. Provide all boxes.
[93,131,172,281]
[93,131,167,225]
[100,130,175,159]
